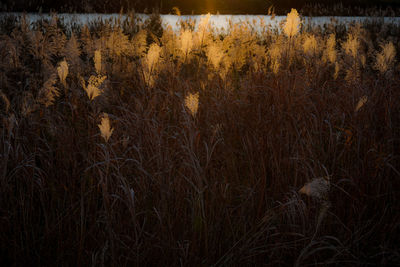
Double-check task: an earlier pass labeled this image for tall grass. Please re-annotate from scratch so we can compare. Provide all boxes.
[0,10,399,266]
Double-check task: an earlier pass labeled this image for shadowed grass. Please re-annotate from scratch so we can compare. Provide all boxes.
[0,11,399,266]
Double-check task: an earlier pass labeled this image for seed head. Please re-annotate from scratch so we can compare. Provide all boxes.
[375,42,396,74]
[299,177,330,200]
[94,50,102,74]
[303,34,318,56]
[57,60,68,87]
[324,34,337,64]
[98,113,114,142]
[185,92,199,117]
[207,42,224,70]
[343,33,359,59]
[180,30,193,56]
[146,43,162,72]
[355,95,368,112]
[81,75,106,101]
[283,9,300,38]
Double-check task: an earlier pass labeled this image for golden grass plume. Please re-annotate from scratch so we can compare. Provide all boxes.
[98,113,114,142]
[283,9,301,38]
[185,92,199,117]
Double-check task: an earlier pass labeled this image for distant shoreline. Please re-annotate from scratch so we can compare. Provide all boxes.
[2,11,400,18]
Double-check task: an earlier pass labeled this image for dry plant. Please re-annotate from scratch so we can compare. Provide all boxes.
[355,95,368,112]
[342,28,365,82]
[249,43,267,73]
[284,9,301,38]
[38,73,60,107]
[105,28,130,58]
[194,13,212,49]
[375,41,396,74]
[143,43,162,86]
[57,60,68,88]
[94,49,102,74]
[131,29,147,58]
[303,34,318,56]
[222,23,253,71]
[268,36,284,74]
[299,177,330,200]
[324,34,337,64]
[80,74,106,100]
[98,113,114,142]
[179,29,194,62]
[185,92,199,117]
[64,33,81,67]
[206,40,225,71]
[322,34,340,79]
[343,33,360,60]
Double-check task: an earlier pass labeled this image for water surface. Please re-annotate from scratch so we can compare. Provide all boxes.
[2,13,400,33]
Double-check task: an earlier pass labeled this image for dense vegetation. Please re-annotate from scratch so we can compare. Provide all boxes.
[2,0,400,15]
[0,10,399,266]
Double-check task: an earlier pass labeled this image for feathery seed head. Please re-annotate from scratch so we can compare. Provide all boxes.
[57,60,68,87]
[180,30,193,56]
[325,34,337,63]
[143,43,162,86]
[268,38,283,74]
[355,95,368,112]
[283,9,300,38]
[375,42,396,73]
[303,34,318,55]
[38,73,60,107]
[81,75,106,101]
[132,30,148,58]
[207,42,224,70]
[65,33,81,66]
[343,33,359,59]
[94,50,102,74]
[299,177,330,200]
[146,43,162,72]
[185,92,199,117]
[334,62,340,80]
[198,13,211,33]
[98,113,114,142]
[106,29,129,57]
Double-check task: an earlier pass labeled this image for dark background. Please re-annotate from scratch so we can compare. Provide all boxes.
[2,0,400,14]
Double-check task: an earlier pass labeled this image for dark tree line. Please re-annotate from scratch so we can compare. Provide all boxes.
[2,0,400,14]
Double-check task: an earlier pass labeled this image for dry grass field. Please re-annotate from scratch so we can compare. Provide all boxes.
[0,9,399,266]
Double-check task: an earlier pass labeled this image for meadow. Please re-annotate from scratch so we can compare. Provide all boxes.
[0,9,399,266]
